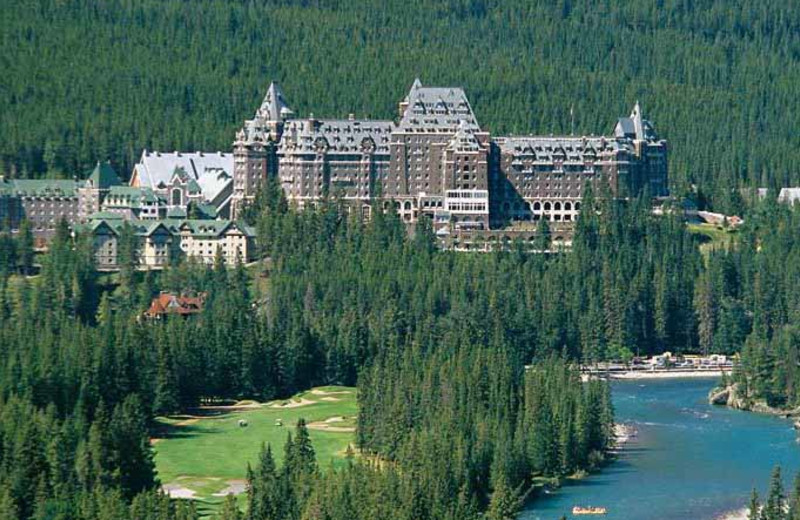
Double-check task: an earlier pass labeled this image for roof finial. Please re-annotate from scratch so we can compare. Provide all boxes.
[631,100,644,140]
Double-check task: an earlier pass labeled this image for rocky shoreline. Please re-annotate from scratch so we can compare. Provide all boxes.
[709,383,800,424]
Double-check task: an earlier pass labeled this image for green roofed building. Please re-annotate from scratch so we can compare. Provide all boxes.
[0,160,234,246]
[76,216,256,270]
[0,162,127,242]
[0,176,82,241]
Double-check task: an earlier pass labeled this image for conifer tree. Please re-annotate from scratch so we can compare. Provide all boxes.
[749,489,762,520]
[219,493,242,520]
[763,466,786,520]
[17,218,34,276]
[247,444,282,520]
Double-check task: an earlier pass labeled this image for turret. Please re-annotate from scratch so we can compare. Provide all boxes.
[231,82,293,218]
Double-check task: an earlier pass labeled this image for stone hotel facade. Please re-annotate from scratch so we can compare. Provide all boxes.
[231,80,668,229]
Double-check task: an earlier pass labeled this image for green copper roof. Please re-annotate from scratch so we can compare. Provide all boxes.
[88,211,125,220]
[8,179,81,197]
[88,162,122,189]
[167,207,188,218]
[106,186,159,206]
[79,216,255,239]
[187,179,202,195]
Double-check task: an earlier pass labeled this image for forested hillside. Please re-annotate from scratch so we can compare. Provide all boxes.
[3,174,800,516]
[714,200,800,410]
[4,0,800,211]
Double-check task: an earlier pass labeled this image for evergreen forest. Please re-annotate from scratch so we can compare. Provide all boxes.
[1,176,800,518]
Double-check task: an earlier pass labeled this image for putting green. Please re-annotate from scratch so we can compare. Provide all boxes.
[153,386,357,510]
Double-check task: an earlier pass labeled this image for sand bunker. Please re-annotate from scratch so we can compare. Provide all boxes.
[212,480,248,497]
[307,416,355,432]
[162,483,196,499]
[307,424,356,433]
[270,398,316,409]
[310,389,352,396]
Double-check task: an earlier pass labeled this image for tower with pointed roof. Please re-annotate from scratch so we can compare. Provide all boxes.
[78,161,122,222]
[613,102,668,197]
[231,82,294,218]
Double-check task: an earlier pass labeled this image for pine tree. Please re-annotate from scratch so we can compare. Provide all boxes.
[0,486,19,520]
[247,444,282,520]
[749,489,761,520]
[535,216,551,252]
[17,218,34,276]
[485,475,523,520]
[108,395,157,498]
[763,466,786,520]
[219,493,242,520]
[789,473,800,520]
[694,271,717,356]
[288,419,317,479]
[154,342,179,415]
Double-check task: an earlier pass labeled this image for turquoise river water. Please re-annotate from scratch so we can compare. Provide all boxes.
[522,377,800,520]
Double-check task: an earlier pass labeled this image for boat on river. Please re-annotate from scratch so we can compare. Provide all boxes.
[572,506,607,515]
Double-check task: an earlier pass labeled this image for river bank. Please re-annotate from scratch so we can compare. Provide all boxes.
[581,369,727,382]
[610,369,726,380]
[709,383,800,418]
[523,377,800,520]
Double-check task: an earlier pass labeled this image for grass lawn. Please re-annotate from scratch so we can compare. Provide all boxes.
[153,386,357,515]
[687,223,737,258]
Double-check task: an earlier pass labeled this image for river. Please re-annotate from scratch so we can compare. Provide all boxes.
[522,377,800,520]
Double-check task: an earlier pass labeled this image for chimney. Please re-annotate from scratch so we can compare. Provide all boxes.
[348,113,355,121]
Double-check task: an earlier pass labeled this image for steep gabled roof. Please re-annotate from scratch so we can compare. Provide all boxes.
[133,151,233,204]
[257,82,293,121]
[88,162,122,189]
[398,80,481,132]
[614,102,658,141]
[447,120,482,152]
[278,118,394,155]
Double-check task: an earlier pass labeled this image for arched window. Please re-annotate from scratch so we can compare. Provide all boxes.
[575,202,581,211]
[533,201,541,211]
[544,202,552,211]
[404,201,412,210]
[171,188,182,206]
[564,202,572,211]
[554,202,562,211]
